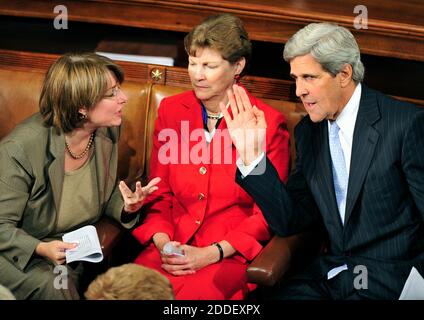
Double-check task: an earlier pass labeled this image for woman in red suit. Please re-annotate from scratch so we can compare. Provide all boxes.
[132,13,290,300]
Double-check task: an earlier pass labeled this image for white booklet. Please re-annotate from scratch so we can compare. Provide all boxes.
[399,266,424,300]
[62,225,103,263]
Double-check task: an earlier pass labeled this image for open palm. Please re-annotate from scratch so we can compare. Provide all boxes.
[221,85,267,165]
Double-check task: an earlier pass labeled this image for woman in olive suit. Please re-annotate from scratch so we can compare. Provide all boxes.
[0,53,159,299]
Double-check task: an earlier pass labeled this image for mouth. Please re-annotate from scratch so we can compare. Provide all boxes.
[194,85,209,89]
[303,101,317,110]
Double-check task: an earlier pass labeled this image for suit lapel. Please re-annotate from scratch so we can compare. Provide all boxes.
[48,128,65,215]
[344,86,380,225]
[94,127,115,210]
[180,94,208,158]
[313,121,343,229]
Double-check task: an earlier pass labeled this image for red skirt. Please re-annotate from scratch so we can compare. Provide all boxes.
[134,244,256,300]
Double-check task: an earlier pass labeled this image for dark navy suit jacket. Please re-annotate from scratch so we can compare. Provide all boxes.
[237,85,424,299]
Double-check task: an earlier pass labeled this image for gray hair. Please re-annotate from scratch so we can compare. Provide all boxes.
[283,23,364,82]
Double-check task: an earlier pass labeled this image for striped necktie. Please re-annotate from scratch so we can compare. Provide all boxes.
[329,121,348,224]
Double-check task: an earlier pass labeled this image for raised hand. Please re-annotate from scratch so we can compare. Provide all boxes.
[220,84,267,166]
[119,177,161,213]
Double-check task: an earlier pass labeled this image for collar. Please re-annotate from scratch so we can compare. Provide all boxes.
[329,83,362,140]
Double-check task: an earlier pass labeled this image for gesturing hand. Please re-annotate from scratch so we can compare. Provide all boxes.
[220,84,267,166]
[119,177,161,213]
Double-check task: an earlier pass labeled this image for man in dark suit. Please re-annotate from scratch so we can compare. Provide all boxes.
[221,23,424,299]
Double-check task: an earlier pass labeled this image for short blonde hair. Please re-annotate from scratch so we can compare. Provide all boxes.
[39,52,124,133]
[84,263,174,300]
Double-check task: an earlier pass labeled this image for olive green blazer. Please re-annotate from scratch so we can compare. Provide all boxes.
[0,113,132,271]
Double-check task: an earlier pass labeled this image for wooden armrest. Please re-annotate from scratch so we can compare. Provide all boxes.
[94,216,125,259]
[247,232,320,286]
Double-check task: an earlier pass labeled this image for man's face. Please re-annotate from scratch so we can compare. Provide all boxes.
[290,54,345,122]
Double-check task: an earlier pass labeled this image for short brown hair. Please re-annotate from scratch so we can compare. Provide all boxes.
[184,13,251,77]
[39,52,124,133]
[84,263,174,300]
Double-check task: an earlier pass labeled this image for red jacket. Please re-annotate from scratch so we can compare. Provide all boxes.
[133,88,290,262]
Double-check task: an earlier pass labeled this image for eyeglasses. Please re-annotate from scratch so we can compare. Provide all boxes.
[103,85,123,100]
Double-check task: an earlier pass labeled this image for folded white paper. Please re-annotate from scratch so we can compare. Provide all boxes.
[96,51,174,66]
[399,267,424,300]
[62,225,103,263]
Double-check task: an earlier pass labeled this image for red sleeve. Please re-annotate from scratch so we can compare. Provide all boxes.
[132,98,175,245]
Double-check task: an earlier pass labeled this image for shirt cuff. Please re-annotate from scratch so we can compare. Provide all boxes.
[236,152,265,178]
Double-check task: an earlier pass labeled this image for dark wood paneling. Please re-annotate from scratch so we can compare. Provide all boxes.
[0,0,422,62]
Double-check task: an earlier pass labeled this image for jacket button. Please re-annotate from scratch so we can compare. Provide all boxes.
[198,193,205,200]
[13,256,19,262]
[195,220,201,225]
[199,166,207,175]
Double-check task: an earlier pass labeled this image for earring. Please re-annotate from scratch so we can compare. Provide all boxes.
[234,74,241,83]
[79,113,87,120]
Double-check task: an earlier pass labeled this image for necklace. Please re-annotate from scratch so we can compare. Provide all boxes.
[65,133,94,159]
[206,113,222,120]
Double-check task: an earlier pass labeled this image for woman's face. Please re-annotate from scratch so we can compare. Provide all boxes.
[188,47,244,107]
[83,72,128,128]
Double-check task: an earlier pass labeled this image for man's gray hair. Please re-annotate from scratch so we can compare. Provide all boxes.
[283,23,364,82]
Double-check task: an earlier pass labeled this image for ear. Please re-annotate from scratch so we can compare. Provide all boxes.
[234,57,246,76]
[338,63,353,88]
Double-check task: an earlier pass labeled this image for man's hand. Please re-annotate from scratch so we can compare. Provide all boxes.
[119,177,161,213]
[220,84,267,166]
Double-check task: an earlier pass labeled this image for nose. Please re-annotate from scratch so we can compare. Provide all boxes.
[192,66,205,81]
[295,79,308,98]
[117,88,128,104]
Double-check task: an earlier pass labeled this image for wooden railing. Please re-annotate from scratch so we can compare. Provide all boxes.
[0,49,295,101]
[0,48,422,107]
[0,0,423,62]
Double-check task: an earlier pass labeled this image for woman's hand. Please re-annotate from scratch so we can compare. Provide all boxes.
[35,240,78,265]
[119,177,161,213]
[160,243,219,276]
[153,232,171,252]
[220,84,267,166]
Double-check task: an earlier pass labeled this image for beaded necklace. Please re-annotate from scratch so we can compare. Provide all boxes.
[65,133,94,159]
[200,103,223,131]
